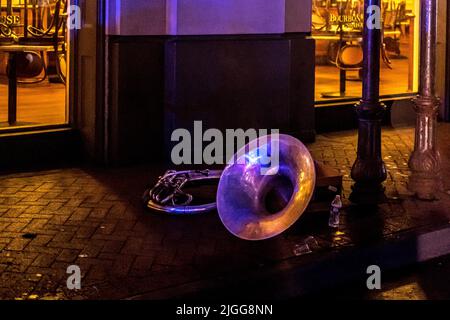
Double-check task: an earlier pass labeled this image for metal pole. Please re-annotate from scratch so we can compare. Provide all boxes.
[408,0,442,199]
[24,0,28,39]
[350,0,387,204]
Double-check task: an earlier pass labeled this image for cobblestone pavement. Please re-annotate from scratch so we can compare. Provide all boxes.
[0,124,450,300]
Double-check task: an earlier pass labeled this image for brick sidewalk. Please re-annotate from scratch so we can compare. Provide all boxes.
[1,125,450,300]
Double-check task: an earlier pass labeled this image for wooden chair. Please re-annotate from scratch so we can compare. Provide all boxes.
[382,0,405,56]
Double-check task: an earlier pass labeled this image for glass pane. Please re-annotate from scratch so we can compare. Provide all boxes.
[0,0,69,128]
[312,0,419,102]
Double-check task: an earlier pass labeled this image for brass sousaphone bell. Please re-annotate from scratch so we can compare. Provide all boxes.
[144,134,316,240]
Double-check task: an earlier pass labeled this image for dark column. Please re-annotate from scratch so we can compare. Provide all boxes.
[350,0,387,204]
[408,0,442,199]
[8,52,17,125]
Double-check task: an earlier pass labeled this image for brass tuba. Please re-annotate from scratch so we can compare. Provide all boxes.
[143,134,316,240]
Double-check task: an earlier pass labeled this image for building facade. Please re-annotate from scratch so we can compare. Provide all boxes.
[0,0,448,167]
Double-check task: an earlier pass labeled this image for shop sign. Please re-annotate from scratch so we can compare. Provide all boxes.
[0,15,20,26]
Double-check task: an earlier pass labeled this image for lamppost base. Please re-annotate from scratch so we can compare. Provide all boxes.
[349,182,387,205]
[408,173,443,200]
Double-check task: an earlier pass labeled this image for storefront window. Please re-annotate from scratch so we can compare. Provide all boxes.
[0,0,69,129]
[312,0,419,102]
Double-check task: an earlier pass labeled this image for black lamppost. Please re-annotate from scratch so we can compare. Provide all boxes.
[350,0,387,204]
